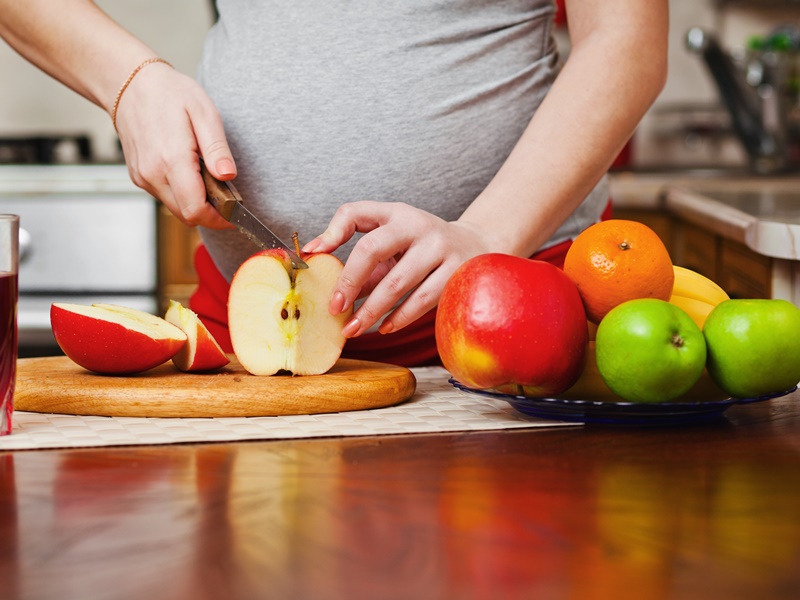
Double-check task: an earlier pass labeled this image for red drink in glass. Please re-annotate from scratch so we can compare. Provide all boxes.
[0,272,17,435]
[1,214,19,436]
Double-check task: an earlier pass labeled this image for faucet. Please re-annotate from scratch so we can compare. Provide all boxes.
[686,27,791,174]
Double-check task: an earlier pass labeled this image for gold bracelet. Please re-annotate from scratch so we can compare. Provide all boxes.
[111,57,173,131]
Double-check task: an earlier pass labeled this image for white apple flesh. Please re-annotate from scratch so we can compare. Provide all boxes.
[228,249,352,376]
[164,300,230,372]
[50,302,187,375]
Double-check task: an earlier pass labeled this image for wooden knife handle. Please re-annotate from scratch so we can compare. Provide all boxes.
[199,159,239,221]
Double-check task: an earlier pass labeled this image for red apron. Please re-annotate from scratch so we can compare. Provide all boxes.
[189,201,613,368]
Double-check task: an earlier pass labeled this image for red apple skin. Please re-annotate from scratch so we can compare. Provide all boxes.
[51,304,187,375]
[435,254,589,396]
[164,300,230,372]
[177,324,230,372]
[258,247,297,267]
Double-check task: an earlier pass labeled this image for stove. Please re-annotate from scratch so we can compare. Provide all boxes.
[0,135,158,356]
[0,134,93,165]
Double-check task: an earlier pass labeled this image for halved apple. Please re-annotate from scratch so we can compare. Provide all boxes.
[50,302,187,375]
[228,248,352,376]
[164,300,230,372]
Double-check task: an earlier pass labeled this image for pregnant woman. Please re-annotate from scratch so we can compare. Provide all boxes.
[0,1,668,366]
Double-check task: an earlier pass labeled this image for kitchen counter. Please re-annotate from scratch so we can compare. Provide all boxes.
[609,170,800,304]
[663,186,800,261]
[2,390,800,599]
[609,170,800,260]
[0,163,136,194]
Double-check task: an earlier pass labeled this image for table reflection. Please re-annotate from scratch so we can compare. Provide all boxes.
[0,454,18,599]
[0,410,798,599]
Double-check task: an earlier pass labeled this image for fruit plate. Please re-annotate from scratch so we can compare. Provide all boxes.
[449,379,796,426]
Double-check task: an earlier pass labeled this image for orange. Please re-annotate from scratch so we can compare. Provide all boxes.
[563,219,674,323]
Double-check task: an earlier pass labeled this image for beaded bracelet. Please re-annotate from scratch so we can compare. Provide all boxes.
[111,57,173,131]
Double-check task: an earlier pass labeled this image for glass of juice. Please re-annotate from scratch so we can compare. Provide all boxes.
[0,215,19,435]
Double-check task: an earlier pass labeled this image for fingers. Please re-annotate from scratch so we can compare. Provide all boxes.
[302,201,388,254]
[166,159,231,229]
[377,265,453,334]
[116,68,234,230]
[319,207,491,338]
[175,100,237,229]
[136,150,231,230]
[306,202,459,337]
[341,246,445,338]
[333,225,412,314]
[316,203,414,316]
[193,103,237,181]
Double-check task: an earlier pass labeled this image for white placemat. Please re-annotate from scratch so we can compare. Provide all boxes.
[0,367,575,451]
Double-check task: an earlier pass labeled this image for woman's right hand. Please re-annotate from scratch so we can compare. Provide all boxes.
[113,61,235,230]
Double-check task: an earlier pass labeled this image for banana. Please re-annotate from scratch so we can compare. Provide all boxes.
[674,369,730,403]
[669,294,715,330]
[671,265,730,306]
[557,342,729,403]
[504,340,731,403]
[494,342,622,401]
[587,320,597,341]
[669,266,730,329]
[557,342,627,402]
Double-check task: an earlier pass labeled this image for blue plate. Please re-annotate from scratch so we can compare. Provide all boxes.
[449,379,796,425]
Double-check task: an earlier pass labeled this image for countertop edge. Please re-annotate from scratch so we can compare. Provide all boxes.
[663,185,800,260]
[610,173,800,261]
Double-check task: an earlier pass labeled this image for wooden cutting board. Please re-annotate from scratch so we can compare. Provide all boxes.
[14,356,417,418]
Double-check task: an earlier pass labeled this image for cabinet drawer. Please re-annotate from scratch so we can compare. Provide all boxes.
[612,209,674,257]
[717,240,772,299]
[676,222,718,282]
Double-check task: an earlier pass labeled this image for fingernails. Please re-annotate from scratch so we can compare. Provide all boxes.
[329,291,346,315]
[342,317,361,338]
[216,158,235,176]
[302,238,321,253]
[378,321,394,335]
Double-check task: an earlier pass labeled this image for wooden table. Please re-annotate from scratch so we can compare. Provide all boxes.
[2,391,800,600]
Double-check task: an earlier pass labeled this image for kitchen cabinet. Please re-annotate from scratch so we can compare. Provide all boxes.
[717,238,773,299]
[612,208,725,284]
[157,208,201,311]
[610,173,800,303]
[617,207,776,299]
[671,221,719,283]
[612,208,675,258]
[673,225,774,299]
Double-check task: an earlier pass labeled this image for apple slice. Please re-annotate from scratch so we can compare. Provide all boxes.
[164,300,230,372]
[51,302,187,375]
[228,248,352,376]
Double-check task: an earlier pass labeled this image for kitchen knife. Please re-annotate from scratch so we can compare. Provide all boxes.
[199,160,308,269]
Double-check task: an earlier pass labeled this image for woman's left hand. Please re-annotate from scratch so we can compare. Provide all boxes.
[302,201,500,338]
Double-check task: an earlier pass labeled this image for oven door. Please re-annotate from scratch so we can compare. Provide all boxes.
[0,165,159,356]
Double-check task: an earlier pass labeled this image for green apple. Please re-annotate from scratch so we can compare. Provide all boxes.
[595,298,707,403]
[703,299,800,398]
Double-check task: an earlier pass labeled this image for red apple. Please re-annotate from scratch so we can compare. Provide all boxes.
[435,254,588,396]
[228,248,353,376]
[50,303,187,375]
[164,300,230,372]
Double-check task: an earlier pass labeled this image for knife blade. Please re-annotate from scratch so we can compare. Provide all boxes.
[199,160,308,269]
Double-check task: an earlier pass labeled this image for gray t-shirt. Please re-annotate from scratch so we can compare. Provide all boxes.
[197,0,608,281]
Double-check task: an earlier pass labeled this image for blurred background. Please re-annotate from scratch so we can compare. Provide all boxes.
[2,0,799,169]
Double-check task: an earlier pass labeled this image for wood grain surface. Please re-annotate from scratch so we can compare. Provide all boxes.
[2,392,800,600]
[13,356,416,418]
